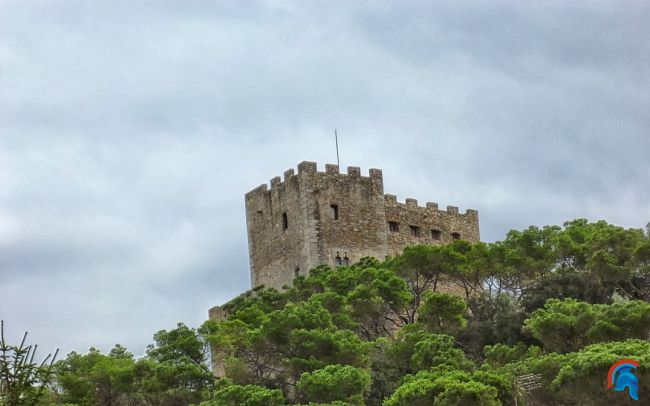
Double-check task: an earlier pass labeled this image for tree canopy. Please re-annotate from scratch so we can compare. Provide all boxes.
[4,219,649,405]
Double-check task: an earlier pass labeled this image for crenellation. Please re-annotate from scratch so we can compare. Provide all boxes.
[257,163,386,194]
[347,166,361,176]
[381,195,477,216]
[298,160,317,174]
[270,176,281,188]
[325,164,339,174]
[369,168,382,184]
[405,198,418,207]
[283,168,295,181]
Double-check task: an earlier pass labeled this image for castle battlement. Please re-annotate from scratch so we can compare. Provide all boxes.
[383,194,478,217]
[244,162,480,290]
[246,161,384,198]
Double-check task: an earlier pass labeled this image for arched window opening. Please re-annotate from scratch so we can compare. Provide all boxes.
[452,232,461,240]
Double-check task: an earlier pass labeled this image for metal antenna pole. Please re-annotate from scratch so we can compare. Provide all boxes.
[335,129,340,168]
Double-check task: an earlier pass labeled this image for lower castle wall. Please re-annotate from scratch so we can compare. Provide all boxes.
[208,305,228,378]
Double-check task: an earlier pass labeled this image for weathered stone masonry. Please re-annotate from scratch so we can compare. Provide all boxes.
[245,161,480,290]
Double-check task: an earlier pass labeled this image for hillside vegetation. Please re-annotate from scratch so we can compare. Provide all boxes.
[2,219,650,405]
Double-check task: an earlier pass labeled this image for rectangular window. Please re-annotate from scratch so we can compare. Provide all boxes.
[282,212,288,230]
[409,225,420,237]
[388,221,399,232]
[431,229,441,240]
[330,204,339,220]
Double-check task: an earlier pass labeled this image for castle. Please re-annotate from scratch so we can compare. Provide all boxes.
[208,161,480,376]
[245,161,480,290]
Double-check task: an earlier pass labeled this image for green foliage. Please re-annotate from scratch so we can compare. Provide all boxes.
[457,293,527,360]
[387,328,473,374]
[499,219,648,304]
[286,329,370,374]
[507,339,650,406]
[297,365,371,405]
[550,340,650,405]
[483,343,540,368]
[0,321,58,406]
[523,299,595,353]
[520,270,600,311]
[200,378,285,406]
[502,225,559,281]
[140,323,214,403]
[203,220,650,404]
[56,323,214,406]
[289,264,412,340]
[222,287,288,318]
[367,328,474,405]
[12,219,650,405]
[383,366,503,406]
[391,244,441,289]
[55,347,135,406]
[147,322,207,365]
[416,292,467,335]
[524,298,650,352]
[431,381,500,406]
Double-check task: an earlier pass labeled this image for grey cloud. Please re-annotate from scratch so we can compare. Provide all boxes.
[1,0,649,355]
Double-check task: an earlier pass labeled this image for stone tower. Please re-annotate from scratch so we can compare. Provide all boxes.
[245,161,480,290]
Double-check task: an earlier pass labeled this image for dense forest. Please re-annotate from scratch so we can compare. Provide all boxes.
[2,219,650,405]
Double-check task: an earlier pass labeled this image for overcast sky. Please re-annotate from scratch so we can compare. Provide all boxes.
[1,0,649,357]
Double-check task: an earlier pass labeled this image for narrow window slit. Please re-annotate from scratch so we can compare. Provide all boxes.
[330,204,339,220]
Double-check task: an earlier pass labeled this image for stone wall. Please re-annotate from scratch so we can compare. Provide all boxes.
[245,166,310,289]
[383,195,480,256]
[304,163,388,268]
[245,162,480,290]
[207,305,228,378]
